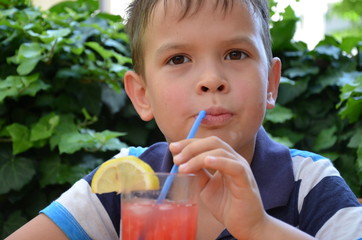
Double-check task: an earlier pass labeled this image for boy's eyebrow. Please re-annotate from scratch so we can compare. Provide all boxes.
[223,35,258,48]
[222,35,261,54]
[155,42,190,56]
[155,35,259,56]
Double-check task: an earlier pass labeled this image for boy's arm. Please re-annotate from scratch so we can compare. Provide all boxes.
[5,214,68,240]
[251,214,315,240]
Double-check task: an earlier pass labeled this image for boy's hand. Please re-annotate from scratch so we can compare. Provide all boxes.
[170,136,267,239]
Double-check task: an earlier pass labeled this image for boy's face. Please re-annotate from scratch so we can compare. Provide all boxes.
[125,0,280,158]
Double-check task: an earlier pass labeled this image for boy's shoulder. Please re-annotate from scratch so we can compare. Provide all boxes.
[111,142,171,172]
[112,145,149,158]
[289,149,329,162]
[288,148,341,198]
[112,142,168,159]
[289,148,340,179]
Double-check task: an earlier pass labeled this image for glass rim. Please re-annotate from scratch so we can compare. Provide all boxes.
[130,172,198,177]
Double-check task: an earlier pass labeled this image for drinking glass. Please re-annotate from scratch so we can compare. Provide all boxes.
[121,172,199,240]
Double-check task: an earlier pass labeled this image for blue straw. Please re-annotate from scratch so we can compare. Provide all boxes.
[156,110,206,203]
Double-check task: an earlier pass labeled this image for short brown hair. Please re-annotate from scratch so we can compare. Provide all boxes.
[125,0,272,76]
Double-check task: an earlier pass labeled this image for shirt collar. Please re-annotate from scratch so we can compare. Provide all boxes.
[251,127,294,210]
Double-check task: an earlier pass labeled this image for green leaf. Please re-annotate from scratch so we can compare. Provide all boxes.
[58,129,126,154]
[0,157,35,194]
[109,63,128,74]
[0,144,12,166]
[40,28,71,43]
[268,134,294,148]
[338,73,362,123]
[357,143,362,172]
[18,42,42,58]
[58,131,90,154]
[49,114,78,150]
[49,0,99,13]
[284,66,319,78]
[56,164,84,185]
[96,12,122,22]
[348,126,362,149]
[16,42,43,75]
[104,38,128,53]
[85,41,113,59]
[282,5,298,20]
[101,86,126,114]
[6,123,32,154]
[17,56,42,75]
[96,129,125,140]
[39,155,61,187]
[30,113,60,141]
[271,128,304,147]
[340,36,362,53]
[316,35,340,48]
[313,126,338,151]
[271,18,297,50]
[313,45,341,59]
[113,52,132,65]
[11,39,44,75]
[98,137,127,151]
[312,69,342,94]
[0,74,50,103]
[277,77,309,104]
[339,73,362,100]
[71,45,84,55]
[339,98,362,123]
[265,104,293,123]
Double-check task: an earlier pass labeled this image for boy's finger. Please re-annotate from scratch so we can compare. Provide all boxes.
[169,139,193,155]
[177,149,224,172]
[171,137,235,165]
[203,156,254,189]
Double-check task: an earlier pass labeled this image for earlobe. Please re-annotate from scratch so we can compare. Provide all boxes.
[266,57,281,109]
[123,71,154,121]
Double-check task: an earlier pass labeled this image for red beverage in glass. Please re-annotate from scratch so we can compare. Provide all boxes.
[121,199,198,240]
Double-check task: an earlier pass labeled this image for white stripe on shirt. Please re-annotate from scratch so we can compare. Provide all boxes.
[57,179,119,240]
[292,156,341,213]
[316,207,362,240]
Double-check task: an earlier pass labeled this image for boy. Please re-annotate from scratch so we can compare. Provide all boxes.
[6,0,362,239]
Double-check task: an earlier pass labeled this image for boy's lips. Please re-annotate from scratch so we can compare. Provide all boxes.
[198,107,233,126]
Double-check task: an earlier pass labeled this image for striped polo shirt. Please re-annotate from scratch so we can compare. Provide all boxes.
[41,127,362,239]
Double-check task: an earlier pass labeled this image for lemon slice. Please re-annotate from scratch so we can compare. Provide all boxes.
[91,156,159,194]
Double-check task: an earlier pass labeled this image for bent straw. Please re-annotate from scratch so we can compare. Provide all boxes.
[156,110,206,204]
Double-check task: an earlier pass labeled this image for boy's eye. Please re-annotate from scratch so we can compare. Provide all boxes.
[225,50,248,60]
[167,55,191,65]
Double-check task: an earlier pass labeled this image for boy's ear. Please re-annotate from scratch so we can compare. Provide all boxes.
[266,57,281,109]
[123,71,154,121]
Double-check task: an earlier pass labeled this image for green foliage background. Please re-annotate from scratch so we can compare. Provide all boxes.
[0,0,361,238]
[327,0,362,39]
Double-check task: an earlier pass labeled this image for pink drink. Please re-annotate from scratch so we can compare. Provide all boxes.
[122,199,198,240]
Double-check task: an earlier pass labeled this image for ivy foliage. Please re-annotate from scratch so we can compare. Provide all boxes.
[266,0,362,196]
[0,0,362,238]
[0,0,151,237]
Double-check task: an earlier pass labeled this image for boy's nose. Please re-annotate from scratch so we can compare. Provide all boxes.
[196,77,229,94]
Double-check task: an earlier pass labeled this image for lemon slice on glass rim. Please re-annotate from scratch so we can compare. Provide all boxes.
[91,156,159,194]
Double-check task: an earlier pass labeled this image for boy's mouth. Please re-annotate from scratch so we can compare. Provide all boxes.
[199,107,233,126]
